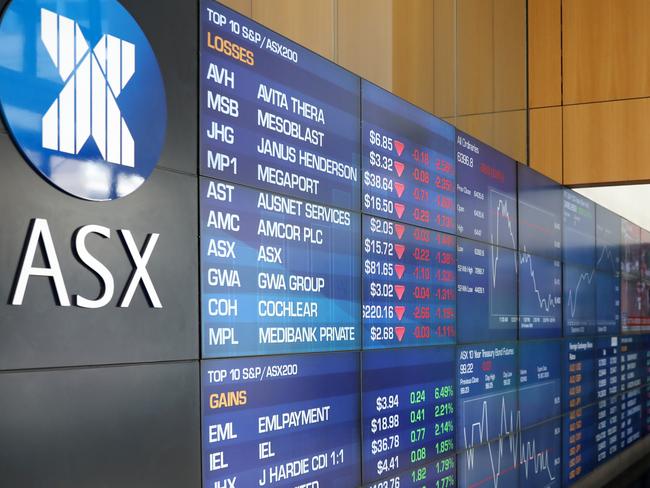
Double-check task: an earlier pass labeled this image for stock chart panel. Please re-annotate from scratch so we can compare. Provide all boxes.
[519,340,562,428]
[361,347,455,484]
[596,205,621,273]
[201,352,361,487]
[622,275,650,333]
[518,252,562,339]
[596,205,622,335]
[563,263,596,336]
[362,81,455,234]
[200,0,360,210]
[518,164,562,261]
[456,238,517,343]
[519,419,562,488]
[595,336,620,464]
[563,189,596,267]
[562,338,596,485]
[622,220,641,277]
[200,179,361,357]
[596,270,621,335]
[362,216,456,349]
[563,190,597,336]
[455,131,517,249]
[456,343,517,451]
[458,437,519,488]
[642,229,650,280]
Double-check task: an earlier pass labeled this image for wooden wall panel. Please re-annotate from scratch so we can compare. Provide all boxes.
[392,0,434,113]
[529,107,563,182]
[493,110,527,163]
[528,0,561,107]
[455,113,495,148]
[433,0,456,118]
[563,0,650,104]
[494,0,526,112]
[456,0,494,116]
[564,99,650,185]
[455,111,527,164]
[252,0,335,60]
[337,0,393,90]
[218,0,251,16]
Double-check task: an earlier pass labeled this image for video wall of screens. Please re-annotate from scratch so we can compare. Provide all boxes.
[198,2,650,487]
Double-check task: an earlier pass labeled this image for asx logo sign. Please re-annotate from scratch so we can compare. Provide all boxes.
[0,0,166,201]
[41,8,136,166]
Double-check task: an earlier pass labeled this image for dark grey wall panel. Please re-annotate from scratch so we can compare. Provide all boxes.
[121,0,198,175]
[0,361,201,488]
[0,134,198,370]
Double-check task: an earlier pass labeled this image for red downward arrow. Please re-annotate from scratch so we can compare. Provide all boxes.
[395,264,405,279]
[395,224,405,240]
[395,326,406,342]
[394,140,405,156]
[394,285,405,300]
[394,182,405,198]
[394,244,406,259]
[394,161,405,177]
[395,306,406,321]
[395,203,405,219]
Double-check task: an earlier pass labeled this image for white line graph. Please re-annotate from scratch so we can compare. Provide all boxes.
[519,251,560,315]
[461,385,559,488]
[489,189,517,252]
[565,246,615,320]
[489,190,518,284]
[487,190,519,321]
[566,269,595,319]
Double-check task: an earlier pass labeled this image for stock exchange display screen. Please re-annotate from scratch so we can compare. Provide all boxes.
[200,1,362,357]
[455,131,517,249]
[518,253,562,339]
[563,263,597,336]
[622,220,641,277]
[596,205,621,273]
[563,339,596,484]
[563,190,596,267]
[518,164,562,261]
[619,337,644,449]
[361,347,455,483]
[597,271,621,335]
[200,178,361,357]
[362,81,456,233]
[200,0,360,209]
[457,238,518,343]
[201,353,361,487]
[456,343,517,448]
[596,336,619,464]
[363,216,456,349]
[519,340,562,428]
[197,2,650,487]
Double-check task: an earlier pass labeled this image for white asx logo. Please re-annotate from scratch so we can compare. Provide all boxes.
[41,8,135,166]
